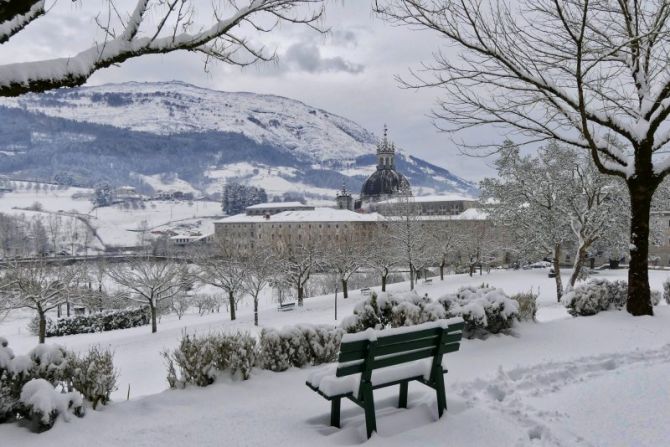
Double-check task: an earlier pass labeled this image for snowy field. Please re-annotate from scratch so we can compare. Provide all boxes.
[0,182,223,248]
[2,268,670,446]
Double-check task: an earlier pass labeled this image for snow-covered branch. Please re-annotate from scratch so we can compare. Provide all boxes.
[0,0,325,96]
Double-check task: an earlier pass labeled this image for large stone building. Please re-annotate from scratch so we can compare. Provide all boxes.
[211,126,511,267]
[214,206,382,253]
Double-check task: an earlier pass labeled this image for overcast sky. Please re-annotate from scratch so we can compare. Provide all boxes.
[1,0,505,182]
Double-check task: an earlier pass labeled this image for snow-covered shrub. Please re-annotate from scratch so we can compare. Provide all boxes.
[341,291,445,333]
[256,328,290,372]
[257,325,342,372]
[18,379,84,431]
[652,289,662,306]
[45,307,151,337]
[227,333,256,380]
[0,339,107,430]
[71,346,118,409]
[163,331,257,387]
[562,279,662,315]
[437,286,519,338]
[562,279,648,316]
[511,290,539,322]
[663,278,670,305]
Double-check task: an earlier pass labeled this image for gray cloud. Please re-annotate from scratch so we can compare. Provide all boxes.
[283,42,364,74]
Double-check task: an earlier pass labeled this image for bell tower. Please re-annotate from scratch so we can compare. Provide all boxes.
[376,125,396,170]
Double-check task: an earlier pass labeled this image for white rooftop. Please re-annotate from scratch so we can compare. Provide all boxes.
[246,201,311,209]
[218,207,383,223]
[377,194,477,205]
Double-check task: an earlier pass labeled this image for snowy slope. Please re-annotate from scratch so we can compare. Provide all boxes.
[0,82,479,198]
[1,269,670,446]
[1,81,375,163]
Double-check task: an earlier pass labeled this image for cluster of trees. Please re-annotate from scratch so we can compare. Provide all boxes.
[374,0,670,316]
[481,141,630,301]
[0,213,94,258]
[221,182,268,215]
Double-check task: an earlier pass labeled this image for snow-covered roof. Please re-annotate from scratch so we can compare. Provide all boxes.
[377,194,477,205]
[382,207,488,221]
[217,207,383,224]
[246,202,311,209]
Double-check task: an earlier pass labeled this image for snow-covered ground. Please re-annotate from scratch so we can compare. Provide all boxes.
[2,268,670,446]
[0,182,223,248]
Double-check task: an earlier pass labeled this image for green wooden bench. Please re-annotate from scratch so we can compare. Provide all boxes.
[306,318,464,439]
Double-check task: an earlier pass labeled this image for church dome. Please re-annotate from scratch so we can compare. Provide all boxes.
[359,125,411,202]
[360,169,411,201]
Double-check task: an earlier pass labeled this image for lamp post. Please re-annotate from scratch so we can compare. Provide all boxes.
[334,280,339,321]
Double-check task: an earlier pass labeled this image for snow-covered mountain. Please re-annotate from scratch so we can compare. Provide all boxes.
[0,81,478,199]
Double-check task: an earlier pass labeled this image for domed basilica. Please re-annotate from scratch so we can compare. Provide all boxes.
[359,126,411,203]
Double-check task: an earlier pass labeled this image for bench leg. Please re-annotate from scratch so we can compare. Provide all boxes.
[361,383,377,438]
[330,398,341,428]
[398,381,408,409]
[433,368,447,418]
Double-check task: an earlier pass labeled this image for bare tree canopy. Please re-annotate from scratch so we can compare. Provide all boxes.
[375,0,670,315]
[0,0,324,96]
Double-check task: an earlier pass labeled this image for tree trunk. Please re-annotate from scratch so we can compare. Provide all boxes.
[254,295,259,326]
[341,279,348,299]
[298,285,304,306]
[553,243,563,302]
[228,290,236,320]
[627,182,654,316]
[150,304,157,333]
[409,264,414,290]
[440,261,445,280]
[569,242,589,288]
[381,273,387,292]
[38,311,46,344]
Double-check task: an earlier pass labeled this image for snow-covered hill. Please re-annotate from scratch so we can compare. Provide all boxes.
[2,81,375,163]
[0,81,478,198]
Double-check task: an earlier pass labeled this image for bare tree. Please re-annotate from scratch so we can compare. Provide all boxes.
[0,0,325,97]
[241,243,276,326]
[425,221,462,281]
[363,230,399,292]
[386,192,431,290]
[0,259,81,342]
[196,239,246,320]
[324,227,366,298]
[274,239,321,306]
[107,258,189,333]
[375,0,670,315]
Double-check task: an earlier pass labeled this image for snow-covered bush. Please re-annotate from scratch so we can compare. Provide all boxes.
[562,279,659,316]
[438,286,519,338]
[341,291,445,333]
[18,379,84,431]
[258,325,342,372]
[43,307,151,337]
[0,339,113,430]
[71,346,118,410]
[663,278,670,305]
[342,288,516,339]
[163,331,257,388]
[511,290,539,322]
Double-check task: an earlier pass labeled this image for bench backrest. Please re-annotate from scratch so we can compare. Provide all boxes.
[335,319,464,380]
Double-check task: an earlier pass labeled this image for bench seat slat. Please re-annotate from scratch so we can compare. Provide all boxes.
[376,327,442,346]
[371,347,438,370]
[374,332,462,357]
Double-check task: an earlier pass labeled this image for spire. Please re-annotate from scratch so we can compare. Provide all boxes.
[376,124,395,170]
